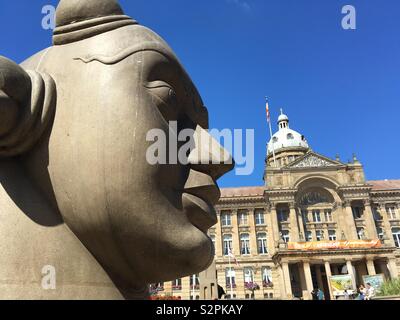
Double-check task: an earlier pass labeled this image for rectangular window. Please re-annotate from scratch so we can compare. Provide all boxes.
[223,235,233,256]
[392,228,400,248]
[238,211,248,226]
[262,267,273,288]
[257,233,268,254]
[316,230,324,241]
[172,279,182,291]
[373,207,382,221]
[243,267,254,284]
[301,210,309,223]
[221,212,232,226]
[225,268,236,288]
[352,207,363,220]
[328,230,337,241]
[278,209,289,222]
[312,210,321,223]
[240,234,251,255]
[324,210,333,222]
[306,231,313,242]
[255,210,265,225]
[190,274,200,289]
[387,206,397,220]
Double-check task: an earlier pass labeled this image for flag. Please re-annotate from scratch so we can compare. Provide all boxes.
[265,99,271,123]
[228,248,240,266]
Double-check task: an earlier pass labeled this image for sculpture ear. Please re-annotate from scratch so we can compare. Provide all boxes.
[0,56,56,157]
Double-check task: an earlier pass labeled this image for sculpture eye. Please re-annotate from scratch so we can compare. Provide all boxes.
[145,81,179,122]
[145,81,177,106]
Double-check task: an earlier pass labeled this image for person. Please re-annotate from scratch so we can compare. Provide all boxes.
[311,288,318,300]
[365,283,376,300]
[356,285,366,300]
[344,290,350,300]
[317,288,325,300]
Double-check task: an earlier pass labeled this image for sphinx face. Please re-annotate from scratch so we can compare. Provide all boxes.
[23,25,233,287]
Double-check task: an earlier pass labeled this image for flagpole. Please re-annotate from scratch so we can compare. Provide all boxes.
[192,274,196,300]
[228,249,234,299]
[265,97,277,167]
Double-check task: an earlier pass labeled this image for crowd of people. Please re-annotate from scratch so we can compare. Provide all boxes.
[311,283,376,300]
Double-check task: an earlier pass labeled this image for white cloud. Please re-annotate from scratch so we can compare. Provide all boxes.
[226,0,251,13]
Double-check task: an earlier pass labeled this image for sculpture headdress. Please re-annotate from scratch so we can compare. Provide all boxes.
[53,0,137,45]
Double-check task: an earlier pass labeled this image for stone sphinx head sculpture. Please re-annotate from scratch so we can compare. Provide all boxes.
[0,0,233,299]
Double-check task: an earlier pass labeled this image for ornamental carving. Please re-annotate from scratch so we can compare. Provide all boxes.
[299,191,331,206]
[291,155,336,168]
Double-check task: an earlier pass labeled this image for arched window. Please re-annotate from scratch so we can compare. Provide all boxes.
[240,233,251,255]
[392,228,400,248]
[257,233,268,254]
[287,133,294,140]
[272,137,278,143]
[223,234,233,256]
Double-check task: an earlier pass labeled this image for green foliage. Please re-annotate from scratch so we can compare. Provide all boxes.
[377,278,400,297]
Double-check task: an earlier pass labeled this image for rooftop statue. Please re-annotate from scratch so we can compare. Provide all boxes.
[0,0,233,299]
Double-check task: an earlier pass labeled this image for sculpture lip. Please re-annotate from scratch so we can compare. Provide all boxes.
[182,192,218,233]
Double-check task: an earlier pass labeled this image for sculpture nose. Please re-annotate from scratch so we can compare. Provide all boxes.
[187,125,235,181]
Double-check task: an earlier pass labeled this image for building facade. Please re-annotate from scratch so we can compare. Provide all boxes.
[153,112,400,300]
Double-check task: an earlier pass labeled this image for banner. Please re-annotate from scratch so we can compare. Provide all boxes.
[287,239,382,251]
[363,274,385,293]
[329,275,355,296]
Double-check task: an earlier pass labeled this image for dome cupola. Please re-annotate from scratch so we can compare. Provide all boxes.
[267,110,310,156]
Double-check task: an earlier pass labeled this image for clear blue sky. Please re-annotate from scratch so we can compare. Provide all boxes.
[1,0,399,187]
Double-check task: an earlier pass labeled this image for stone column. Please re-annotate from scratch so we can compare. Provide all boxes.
[388,258,399,280]
[235,267,244,299]
[379,204,396,247]
[303,261,314,300]
[277,265,287,299]
[315,265,325,293]
[364,200,378,239]
[215,212,223,257]
[282,262,293,299]
[181,276,191,300]
[346,260,357,289]
[270,203,280,250]
[231,210,241,256]
[289,203,299,242]
[248,209,258,256]
[298,263,308,299]
[366,258,376,276]
[343,201,357,240]
[324,261,334,300]
[297,209,306,242]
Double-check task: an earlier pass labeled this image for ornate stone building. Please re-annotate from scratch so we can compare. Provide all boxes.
[156,112,400,300]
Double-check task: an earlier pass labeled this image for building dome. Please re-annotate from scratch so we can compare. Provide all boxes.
[267,111,310,155]
[278,113,289,122]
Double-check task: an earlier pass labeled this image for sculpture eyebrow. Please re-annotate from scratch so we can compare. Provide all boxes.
[73,41,177,65]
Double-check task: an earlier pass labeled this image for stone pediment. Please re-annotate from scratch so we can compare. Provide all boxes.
[286,152,342,169]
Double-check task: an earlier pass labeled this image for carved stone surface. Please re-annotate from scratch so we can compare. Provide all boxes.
[0,0,233,299]
[291,154,337,168]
